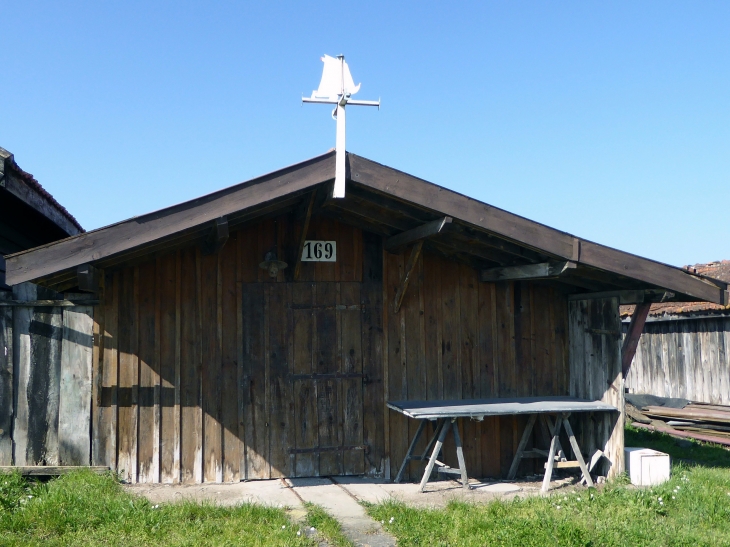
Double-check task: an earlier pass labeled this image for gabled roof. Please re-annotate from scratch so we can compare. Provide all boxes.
[5,151,727,305]
[0,147,83,235]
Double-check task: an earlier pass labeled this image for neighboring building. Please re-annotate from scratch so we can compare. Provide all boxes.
[0,147,83,288]
[2,151,726,482]
[623,260,730,405]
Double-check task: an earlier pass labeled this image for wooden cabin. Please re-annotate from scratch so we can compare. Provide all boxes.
[623,260,730,405]
[4,151,727,483]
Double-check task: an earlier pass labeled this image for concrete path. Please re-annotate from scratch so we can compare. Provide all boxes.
[288,477,396,547]
[127,475,579,546]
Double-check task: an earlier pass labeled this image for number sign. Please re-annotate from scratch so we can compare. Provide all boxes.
[301,240,337,262]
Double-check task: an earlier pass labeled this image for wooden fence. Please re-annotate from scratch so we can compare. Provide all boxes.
[0,285,94,466]
[624,316,730,405]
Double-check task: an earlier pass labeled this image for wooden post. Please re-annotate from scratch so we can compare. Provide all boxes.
[622,302,651,378]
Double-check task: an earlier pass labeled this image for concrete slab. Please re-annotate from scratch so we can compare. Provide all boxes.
[126,479,302,508]
[288,477,396,547]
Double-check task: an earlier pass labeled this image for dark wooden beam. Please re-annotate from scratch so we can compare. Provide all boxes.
[349,153,726,304]
[480,261,576,282]
[393,241,423,314]
[622,302,652,378]
[568,289,675,305]
[202,216,229,255]
[6,151,335,285]
[386,217,452,251]
[0,299,99,307]
[294,192,316,281]
[76,264,100,293]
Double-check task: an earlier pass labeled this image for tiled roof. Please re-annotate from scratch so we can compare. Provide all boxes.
[621,260,730,318]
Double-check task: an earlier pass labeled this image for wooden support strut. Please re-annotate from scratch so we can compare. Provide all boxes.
[76,264,100,293]
[621,301,652,378]
[385,216,452,251]
[393,241,423,314]
[480,261,576,283]
[293,191,317,281]
[202,216,229,255]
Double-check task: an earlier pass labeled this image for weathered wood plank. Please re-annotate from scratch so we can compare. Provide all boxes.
[361,231,384,477]
[137,261,159,482]
[384,251,404,479]
[96,272,118,469]
[268,283,292,477]
[58,301,94,465]
[241,282,269,479]
[158,252,179,482]
[422,253,443,402]
[220,237,241,482]
[0,292,14,465]
[315,282,341,476]
[180,249,202,483]
[292,282,317,476]
[117,268,139,482]
[340,282,364,475]
[459,264,481,474]
[403,255,425,478]
[201,251,222,482]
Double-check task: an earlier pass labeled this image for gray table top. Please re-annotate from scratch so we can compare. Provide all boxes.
[387,396,618,420]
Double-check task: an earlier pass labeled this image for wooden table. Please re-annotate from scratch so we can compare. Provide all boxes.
[387,397,618,492]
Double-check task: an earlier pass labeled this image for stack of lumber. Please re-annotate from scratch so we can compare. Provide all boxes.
[627,395,730,447]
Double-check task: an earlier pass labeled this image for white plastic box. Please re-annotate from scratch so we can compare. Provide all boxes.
[625,448,671,486]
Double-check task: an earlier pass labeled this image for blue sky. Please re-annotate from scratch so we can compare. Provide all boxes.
[2,1,728,267]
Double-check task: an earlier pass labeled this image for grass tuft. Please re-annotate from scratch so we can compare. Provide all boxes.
[0,469,314,546]
[304,502,353,547]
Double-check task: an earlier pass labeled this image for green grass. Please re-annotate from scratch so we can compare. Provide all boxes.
[303,502,353,547]
[0,470,314,546]
[367,426,730,547]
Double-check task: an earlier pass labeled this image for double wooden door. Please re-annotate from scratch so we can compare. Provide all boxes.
[241,281,370,479]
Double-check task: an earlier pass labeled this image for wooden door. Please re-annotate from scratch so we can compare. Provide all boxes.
[242,281,367,479]
[290,281,365,477]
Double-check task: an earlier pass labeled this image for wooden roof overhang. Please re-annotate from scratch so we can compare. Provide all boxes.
[5,151,728,305]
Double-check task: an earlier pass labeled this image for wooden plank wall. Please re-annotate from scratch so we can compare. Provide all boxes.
[568,297,624,479]
[625,317,730,405]
[0,292,12,465]
[383,249,570,480]
[3,283,94,467]
[94,214,385,483]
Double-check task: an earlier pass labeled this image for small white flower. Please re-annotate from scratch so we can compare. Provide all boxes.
[310,527,316,531]
[672,496,676,500]
[576,497,581,501]
[563,496,567,501]
[28,495,32,499]
[297,530,301,536]
[381,520,384,524]
[389,517,395,523]
[658,497,662,502]
[659,501,664,506]
[282,525,286,529]
[676,486,681,490]
[556,505,561,510]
